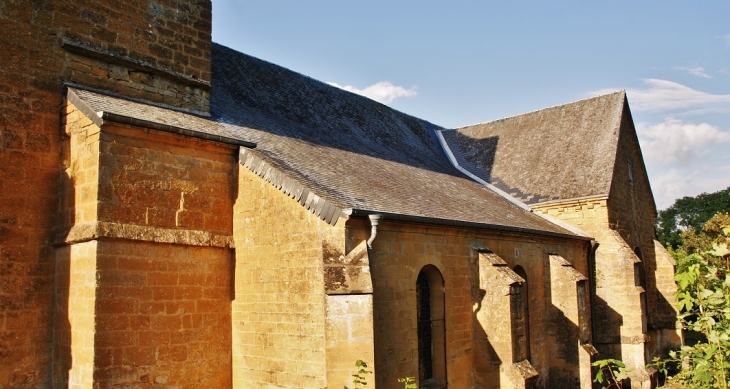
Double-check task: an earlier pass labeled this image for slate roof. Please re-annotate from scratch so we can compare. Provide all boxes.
[441,92,626,204]
[66,42,581,238]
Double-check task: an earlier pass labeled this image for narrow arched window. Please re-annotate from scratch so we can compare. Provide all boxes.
[512,266,530,362]
[416,265,446,387]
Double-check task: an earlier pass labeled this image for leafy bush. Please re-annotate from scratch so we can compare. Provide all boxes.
[656,187,730,249]
[651,214,730,388]
[592,358,630,389]
[322,360,372,389]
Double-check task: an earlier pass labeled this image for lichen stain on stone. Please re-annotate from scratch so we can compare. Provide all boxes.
[324,266,347,290]
[347,266,363,280]
[322,241,344,264]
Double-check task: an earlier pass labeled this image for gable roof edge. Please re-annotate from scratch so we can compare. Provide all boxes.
[610,94,659,213]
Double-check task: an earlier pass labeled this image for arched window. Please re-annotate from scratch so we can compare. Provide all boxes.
[416,265,446,387]
[512,266,530,362]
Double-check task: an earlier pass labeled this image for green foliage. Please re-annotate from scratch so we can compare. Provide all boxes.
[656,186,730,249]
[322,360,372,389]
[351,360,372,388]
[592,358,630,389]
[398,377,418,389]
[650,215,730,388]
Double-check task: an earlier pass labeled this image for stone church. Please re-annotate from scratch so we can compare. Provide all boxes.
[0,1,680,388]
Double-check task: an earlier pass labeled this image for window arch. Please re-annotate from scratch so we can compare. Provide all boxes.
[416,265,446,387]
[512,266,530,362]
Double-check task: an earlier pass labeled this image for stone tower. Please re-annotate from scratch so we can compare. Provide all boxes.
[0,1,212,387]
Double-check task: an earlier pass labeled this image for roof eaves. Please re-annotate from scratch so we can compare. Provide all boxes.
[238,148,345,226]
[344,209,590,241]
[100,111,256,148]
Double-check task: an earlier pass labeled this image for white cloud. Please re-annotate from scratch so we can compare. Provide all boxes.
[725,34,730,46]
[650,167,730,210]
[591,79,730,114]
[675,66,712,79]
[637,118,730,164]
[328,81,417,104]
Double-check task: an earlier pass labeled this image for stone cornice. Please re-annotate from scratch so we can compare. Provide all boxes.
[62,38,211,90]
[55,221,234,248]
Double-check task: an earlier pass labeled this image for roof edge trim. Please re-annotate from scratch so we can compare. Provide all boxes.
[531,194,610,207]
[65,85,255,148]
[64,83,210,118]
[99,111,256,148]
[238,148,344,226]
[344,209,590,241]
[66,87,105,128]
[434,129,532,211]
[532,212,592,238]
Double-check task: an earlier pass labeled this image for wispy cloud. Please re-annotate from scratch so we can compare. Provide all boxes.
[675,66,712,79]
[328,81,417,104]
[637,118,730,164]
[590,79,730,114]
[725,34,730,47]
[650,166,730,210]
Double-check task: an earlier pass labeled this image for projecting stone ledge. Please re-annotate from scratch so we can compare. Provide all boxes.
[56,221,234,248]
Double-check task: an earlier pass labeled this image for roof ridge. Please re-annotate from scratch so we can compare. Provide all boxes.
[452,90,625,131]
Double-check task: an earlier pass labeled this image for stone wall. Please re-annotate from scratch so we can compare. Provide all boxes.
[54,241,232,388]
[1,2,62,384]
[232,165,332,389]
[1,1,213,385]
[58,0,212,112]
[532,199,646,365]
[60,101,236,245]
[53,241,98,389]
[609,108,679,342]
[532,162,680,388]
[52,101,236,388]
[606,106,681,373]
[360,220,590,389]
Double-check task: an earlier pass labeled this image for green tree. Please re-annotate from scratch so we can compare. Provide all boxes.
[656,186,730,249]
[651,213,730,388]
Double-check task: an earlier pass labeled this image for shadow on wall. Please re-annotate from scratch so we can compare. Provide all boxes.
[473,288,501,389]
[53,168,74,387]
[547,304,582,389]
[643,243,682,357]
[592,294,624,360]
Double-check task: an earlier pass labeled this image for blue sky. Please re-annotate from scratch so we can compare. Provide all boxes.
[213,1,730,210]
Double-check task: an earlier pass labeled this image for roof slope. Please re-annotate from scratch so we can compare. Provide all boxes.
[209,43,573,235]
[441,92,626,204]
[66,43,580,238]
